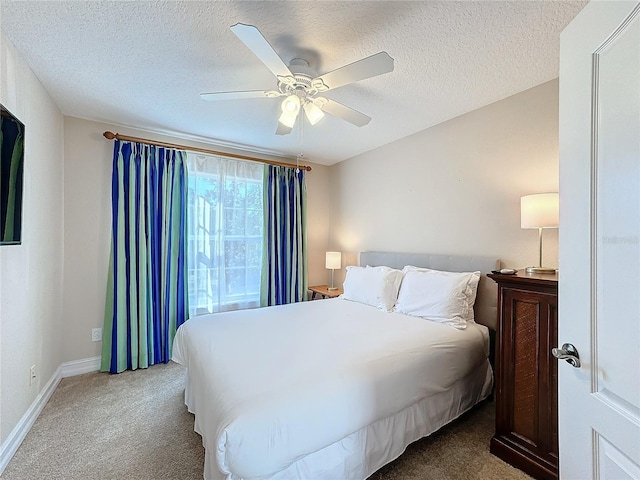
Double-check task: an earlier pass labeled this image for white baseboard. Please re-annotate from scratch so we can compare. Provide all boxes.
[60,356,101,378]
[0,356,101,475]
[0,365,62,474]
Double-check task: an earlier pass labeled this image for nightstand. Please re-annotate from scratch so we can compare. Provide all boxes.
[488,271,558,480]
[308,284,343,300]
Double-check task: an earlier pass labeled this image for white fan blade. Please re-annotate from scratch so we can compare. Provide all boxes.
[312,52,394,92]
[276,122,293,136]
[200,90,279,101]
[230,24,293,79]
[320,99,371,127]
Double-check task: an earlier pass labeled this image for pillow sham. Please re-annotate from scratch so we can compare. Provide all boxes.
[395,267,481,328]
[402,266,481,320]
[342,265,404,312]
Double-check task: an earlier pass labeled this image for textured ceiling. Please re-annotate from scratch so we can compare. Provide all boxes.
[0,1,586,166]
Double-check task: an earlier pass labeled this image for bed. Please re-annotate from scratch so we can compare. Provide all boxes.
[172,252,499,480]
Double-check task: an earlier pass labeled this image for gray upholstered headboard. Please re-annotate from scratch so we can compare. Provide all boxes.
[359,252,499,330]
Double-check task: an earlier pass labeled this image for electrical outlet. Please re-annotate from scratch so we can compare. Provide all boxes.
[30,365,36,385]
[92,328,102,342]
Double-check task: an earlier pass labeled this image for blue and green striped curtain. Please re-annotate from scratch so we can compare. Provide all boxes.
[260,165,307,306]
[101,140,188,373]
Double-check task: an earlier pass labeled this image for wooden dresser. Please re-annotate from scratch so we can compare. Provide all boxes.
[488,271,558,480]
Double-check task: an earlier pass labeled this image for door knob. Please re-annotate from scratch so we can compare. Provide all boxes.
[552,343,581,368]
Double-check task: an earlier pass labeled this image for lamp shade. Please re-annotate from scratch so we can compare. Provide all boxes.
[303,101,324,125]
[279,95,301,127]
[521,193,559,229]
[278,111,298,128]
[325,251,342,270]
[281,94,301,114]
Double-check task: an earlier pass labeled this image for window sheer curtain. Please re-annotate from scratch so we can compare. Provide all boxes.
[186,153,263,316]
[101,140,188,373]
[261,165,308,306]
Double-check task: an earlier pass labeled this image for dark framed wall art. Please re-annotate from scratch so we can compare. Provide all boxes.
[1,104,25,245]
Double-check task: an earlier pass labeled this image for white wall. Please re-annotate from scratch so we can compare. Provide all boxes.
[0,31,65,445]
[329,80,560,283]
[62,117,331,361]
[304,159,332,286]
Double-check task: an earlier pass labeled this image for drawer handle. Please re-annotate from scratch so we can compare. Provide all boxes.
[552,343,581,368]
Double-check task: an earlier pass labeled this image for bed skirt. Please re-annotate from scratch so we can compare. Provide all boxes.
[184,358,493,480]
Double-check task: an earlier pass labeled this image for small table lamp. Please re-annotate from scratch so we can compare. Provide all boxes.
[521,193,559,274]
[325,251,342,290]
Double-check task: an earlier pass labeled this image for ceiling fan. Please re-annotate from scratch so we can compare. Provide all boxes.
[200,24,395,136]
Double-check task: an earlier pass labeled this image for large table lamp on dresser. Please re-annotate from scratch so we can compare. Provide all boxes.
[521,192,559,274]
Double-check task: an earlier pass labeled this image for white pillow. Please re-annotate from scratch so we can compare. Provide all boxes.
[342,265,404,312]
[402,266,481,320]
[395,267,481,328]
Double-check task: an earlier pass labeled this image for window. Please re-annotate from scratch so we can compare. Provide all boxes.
[186,153,263,316]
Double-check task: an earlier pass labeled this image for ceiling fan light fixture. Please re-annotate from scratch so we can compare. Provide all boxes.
[303,101,324,125]
[281,94,301,114]
[279,94,301,128]
[278,111,298,128]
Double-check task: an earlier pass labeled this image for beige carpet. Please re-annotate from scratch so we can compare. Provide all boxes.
[3,361,531,480]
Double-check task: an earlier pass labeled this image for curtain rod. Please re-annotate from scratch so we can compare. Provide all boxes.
[102,131,312,172]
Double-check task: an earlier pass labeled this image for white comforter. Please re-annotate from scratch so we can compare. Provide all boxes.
[172,297,490,480]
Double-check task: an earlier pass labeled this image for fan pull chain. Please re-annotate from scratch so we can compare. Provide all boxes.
[296,110,304,173]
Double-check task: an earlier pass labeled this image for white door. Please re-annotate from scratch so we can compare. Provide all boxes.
[559,1,640,479]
